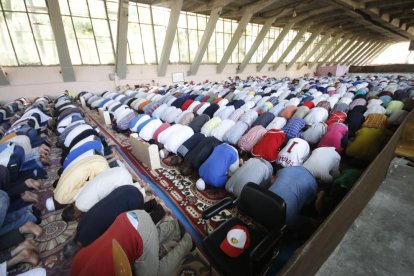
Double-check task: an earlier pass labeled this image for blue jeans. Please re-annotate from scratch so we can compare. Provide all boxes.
[0,190,9,227]
[0,204,37,235]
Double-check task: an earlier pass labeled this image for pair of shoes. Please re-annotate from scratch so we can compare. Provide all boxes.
[32,206,42,224]
[149,204,166,225]
[143,198,157,213]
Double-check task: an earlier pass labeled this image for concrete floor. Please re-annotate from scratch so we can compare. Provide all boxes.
[317,158,414,276]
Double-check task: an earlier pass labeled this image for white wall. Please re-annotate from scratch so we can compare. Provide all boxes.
[0,63,317,102]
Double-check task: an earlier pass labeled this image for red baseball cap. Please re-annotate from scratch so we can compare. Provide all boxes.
[220,225,250,258]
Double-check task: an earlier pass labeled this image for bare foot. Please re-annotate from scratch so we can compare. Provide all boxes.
[25,179,42,190]
[159,201,172,216]
[40,157,50,166]
[21,191,39,204]
[11,240,39,256]
[19,221,44,238]
[40,144,50,152]
[7,249,39,268]
[39,148,50,157]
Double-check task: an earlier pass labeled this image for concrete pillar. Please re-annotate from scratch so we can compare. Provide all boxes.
[326,38,356,66]
[286,27,323,70]
[188,7,222,76]
[363,44,388,65]
[354,42,382,65]
[114,0,129,79]
[353,42,380,65]
[217,12,253,74]
[237,16,277,73]
[347,41,376,65]
[297,29,334,69]
[309,34,346,68]
[257,21,295,72]
[334,39,365,65]
[270,24,309,71]
[47,0,75,82]
[342,39,370,65]
[318,35,352,66]
[0,66,9,86]
[157,0,183,77]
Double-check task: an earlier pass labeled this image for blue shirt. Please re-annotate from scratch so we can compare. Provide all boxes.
[63,140,103,169]
[282,118,305,140]
[199,143,237,188]
[269,166,317,228]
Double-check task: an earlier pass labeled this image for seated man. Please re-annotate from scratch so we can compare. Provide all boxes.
[268,166,317,229]
[70,210,193,276]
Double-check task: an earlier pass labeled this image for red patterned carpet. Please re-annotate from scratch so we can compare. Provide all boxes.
[8,118,217,276]
[84,110,245,238]
[8,138,75,276]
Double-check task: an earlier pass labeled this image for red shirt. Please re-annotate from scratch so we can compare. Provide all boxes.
[71,213,143,276]
[251,129,286,162]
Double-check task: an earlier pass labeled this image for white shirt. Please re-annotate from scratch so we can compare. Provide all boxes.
[196,103,211,115]
[364,105,386,117]
[75,167,133,212]
[301,122,327,145]
[304,107,329,125]
[187,101,200,112]
[266,117,287,130]
[303,147,340,183]
[163,125,194,154]
[64,124,93,148]
[139,119,163,141]
[276,138,310,167]
[210,119,235,141]
[214,106,235,120]
[130,115,151,132]
[152,104,168,119]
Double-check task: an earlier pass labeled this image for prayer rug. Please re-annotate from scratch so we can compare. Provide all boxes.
[84,109,245,239]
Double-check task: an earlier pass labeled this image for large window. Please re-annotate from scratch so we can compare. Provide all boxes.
[1,0,334,67]
[59,0,116,65]
[0,0,58,66]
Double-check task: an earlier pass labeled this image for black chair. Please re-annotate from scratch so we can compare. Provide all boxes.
[202,183,286,276]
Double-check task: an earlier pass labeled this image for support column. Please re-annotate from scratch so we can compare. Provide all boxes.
[270,24,309,71]
[354,42,381,65]
[363,44,388,65]
[318,34,351,66]
[217,12,253,74]
[347,41,375,65]
[47,0,75,82]
[0,66,9,86]
[342,39,370,65]
[354,42,383,65]
[359,44,387,65]
[257,21,295,72]
[157,0,183,77]
[326,37,356,66]
[297,29,334,69]
[237,16,277,73]
[115,0,129,79]
[188,7,222,76]
[286,26,323,70]
[308,34,345,68]
[334,39,365,65]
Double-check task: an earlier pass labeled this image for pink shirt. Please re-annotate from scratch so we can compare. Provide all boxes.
[318,123,348,153]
